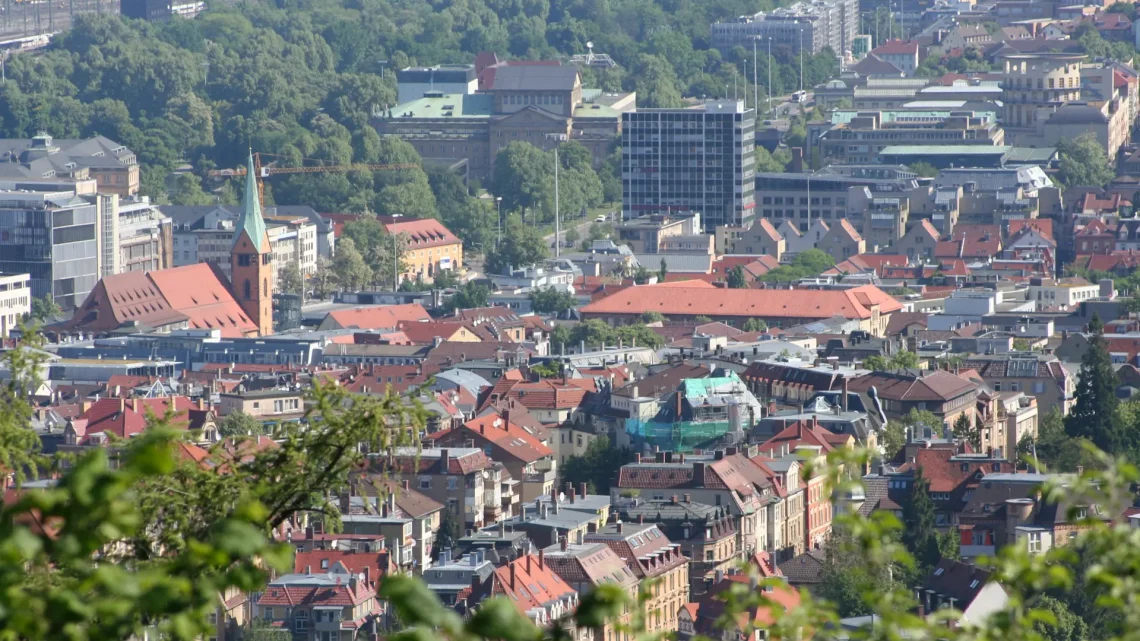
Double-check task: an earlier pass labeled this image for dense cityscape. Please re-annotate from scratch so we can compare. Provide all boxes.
[5,0,1140,638]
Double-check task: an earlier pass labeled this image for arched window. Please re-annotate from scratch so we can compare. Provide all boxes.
[263,278,269,297]
[243,280,251,299]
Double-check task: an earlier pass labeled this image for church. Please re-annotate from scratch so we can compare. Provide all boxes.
[61,154,276,337]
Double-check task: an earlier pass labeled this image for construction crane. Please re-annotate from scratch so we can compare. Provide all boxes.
[208,152,419,179]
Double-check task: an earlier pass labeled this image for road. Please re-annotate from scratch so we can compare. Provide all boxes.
[543,210,616,251]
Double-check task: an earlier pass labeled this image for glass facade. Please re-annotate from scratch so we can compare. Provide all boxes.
[622,103,756,230]
[0,199,99,309]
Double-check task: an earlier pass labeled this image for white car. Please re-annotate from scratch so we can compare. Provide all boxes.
[594,215,607,223]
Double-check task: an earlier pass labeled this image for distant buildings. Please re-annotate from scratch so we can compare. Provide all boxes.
[622,100,756,231]
[710,0,859,58]
[0,133,139,196]
[377,64,633,183]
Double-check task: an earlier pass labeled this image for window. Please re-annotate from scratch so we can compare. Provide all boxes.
[238,254,251,267]
[1028,532,1042,552]
[933,567,945,576]
[419,478,431,490]
[448,477,458,490]
[969,579,980,589]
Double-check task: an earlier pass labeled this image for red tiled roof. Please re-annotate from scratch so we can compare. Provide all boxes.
[148,264,260,337]
[396,320,473,344]
[293,550,391,585]
[75,396,203,443]
[324,304,431,330]
[580,282,903,320]
[895,449,1014,493]
[436,411,553,463]
[384,218,461,249]
[490,554,577,616]
[873,39,919,55]
[257,575,376,608]
[847,370,978,402]
[1007,218,1054,241]
[755,420,839,457]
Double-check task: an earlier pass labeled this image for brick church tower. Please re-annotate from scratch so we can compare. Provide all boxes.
[230,153,274,336]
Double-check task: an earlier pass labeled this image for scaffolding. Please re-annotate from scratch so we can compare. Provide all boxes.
[624,418,735,453]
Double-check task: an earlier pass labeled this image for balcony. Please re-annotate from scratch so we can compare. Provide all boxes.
[523,470,557,484]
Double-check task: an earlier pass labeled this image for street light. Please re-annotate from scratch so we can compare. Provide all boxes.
[495,197,503,246]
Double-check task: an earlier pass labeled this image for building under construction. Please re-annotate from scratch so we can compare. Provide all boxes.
[0,0,118,43]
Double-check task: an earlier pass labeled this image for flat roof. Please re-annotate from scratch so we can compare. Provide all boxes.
[389,93,495,119]
[879,145,1012,155]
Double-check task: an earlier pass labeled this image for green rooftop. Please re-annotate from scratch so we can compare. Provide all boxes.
[389,93,495,119]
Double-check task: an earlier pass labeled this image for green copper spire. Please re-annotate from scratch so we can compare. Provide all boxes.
[233,151,268,250]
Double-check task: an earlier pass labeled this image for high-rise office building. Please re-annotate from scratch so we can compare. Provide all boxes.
[622,100,756,231]
[0,191,101,310]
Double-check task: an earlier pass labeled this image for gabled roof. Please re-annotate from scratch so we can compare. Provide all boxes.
[489,554,577,616]
[873,39,920,55]
[895,449,1013,493]
[437,412,553,463]
[293,549,391,585]
[384,218,461,249]
[922,559,996,611]
[847,369,978,402]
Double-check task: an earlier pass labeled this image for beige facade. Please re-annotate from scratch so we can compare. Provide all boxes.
[861,196,909,251]
[0,273,30,337]
[616,213,703,254]
[1002,52,1084,130]
[217,389,305,420]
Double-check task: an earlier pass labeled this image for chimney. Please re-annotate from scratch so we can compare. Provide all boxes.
[580,481,587,497]
[362,565,371,586]
[617,521,624,533]
[842,378,849,411]
[639,513,644,524]
[509,561,517,588]
[305,565,312,574]
[538,548,545,569]
[561,535,568,551]
[684,493,692,503]
[499,520,507,537]
[551,487,560,514]
[440,448,450,473]
[403,479,410,491]
[671,494,679,504]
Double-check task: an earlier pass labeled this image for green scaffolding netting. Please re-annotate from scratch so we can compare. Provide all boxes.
[624,418,734,452]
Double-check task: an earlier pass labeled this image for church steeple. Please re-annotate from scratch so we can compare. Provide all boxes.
[233,152,268,250]
[230,151,274,336]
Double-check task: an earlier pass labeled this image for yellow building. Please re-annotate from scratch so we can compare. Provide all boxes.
[587,522,691,634]
[385,218,464,284]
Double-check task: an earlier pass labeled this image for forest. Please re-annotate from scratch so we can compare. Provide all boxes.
[0,0,839,250]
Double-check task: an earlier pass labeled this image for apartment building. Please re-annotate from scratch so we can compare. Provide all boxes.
[543,541,639,641]
[0,133,139,196]
[753,171,919,233]
[710,0,858,57]
[958,354,1073,416]
[0,273,30,337]
[430,411,552,506]
[586,522,690,635]
[0,190,101,310]
[217,388,305,421]
[623,101,756,231]
[846,369,980,429]
[1000,52,1084,138]
[384,217,463,283]
[254,568,384,641]
[384,447,495,530]
[113,197,173,275]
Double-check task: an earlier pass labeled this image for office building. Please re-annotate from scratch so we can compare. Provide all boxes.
[0,273,30,337]
[753,170,919,232]
[0,133,139,196]
[376,65,634,183]
[162,205,322,289]
[98,195,174,276]
[396,65,479,104]
[816,111,1004,165]
[623,100,756,231]
[0,191,101,310]
[711,0,859,57]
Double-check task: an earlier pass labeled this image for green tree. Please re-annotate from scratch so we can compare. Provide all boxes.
[902,470,942,573]
[727,265,747,289]
[1057,132,1116,188]
[1066,314,1126,453]
[218,411,263,437]
[560,437,630,494]
[817,523,901,617]
[632,266,651,284]
[1031,596,1090,641]
[908,161,938,178]
[28,295,62,323]
[658,258,668,283]
[953,412,980,451]
[443,282,490,313]
[486,214,549,274]
[310,256,336,300]
[434,508,463,560]
[277,262,303,296]
[758,249,836,283]
[168,172,215,205]
[742,317,767,332]
[330,237,372,291]
[529,287,576,314]
[640,311,665,324]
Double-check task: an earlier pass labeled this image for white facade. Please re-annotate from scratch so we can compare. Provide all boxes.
[0,273,31,337]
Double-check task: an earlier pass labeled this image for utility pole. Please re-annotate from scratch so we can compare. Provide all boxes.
[799,22,805,94]
[392,233,397,292]
[768,37,773,117]
[554,147,561,259]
